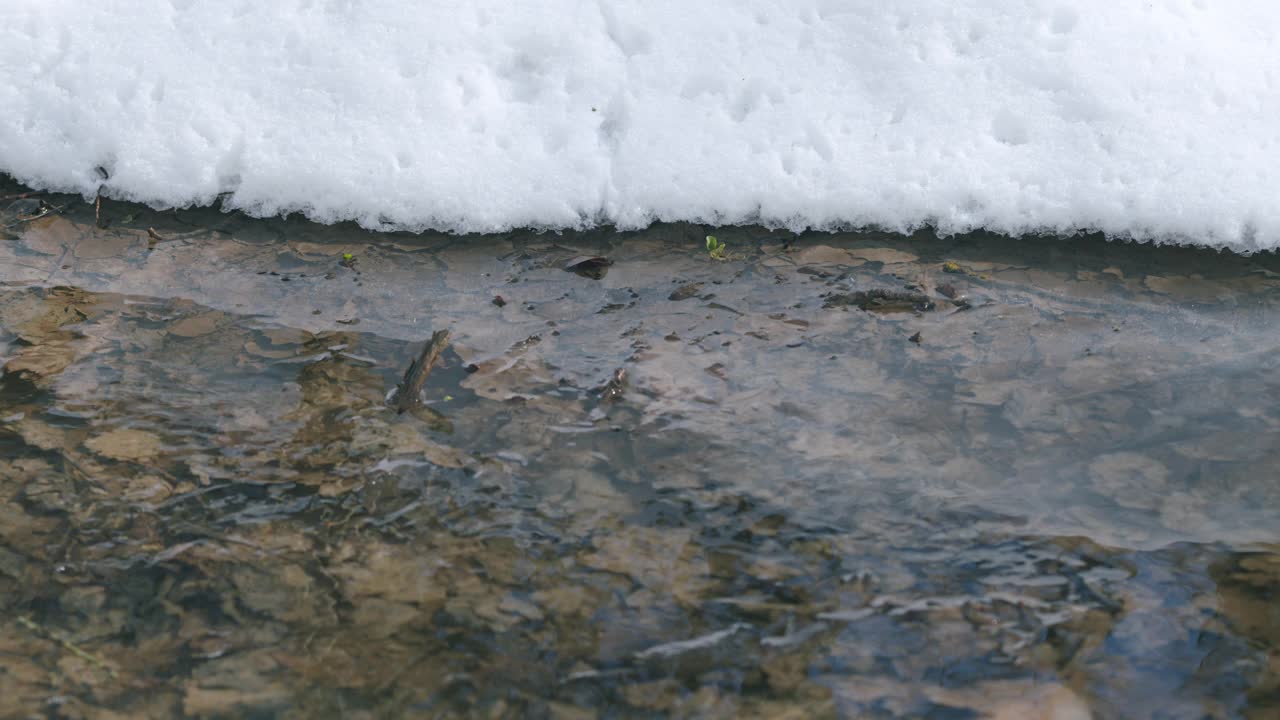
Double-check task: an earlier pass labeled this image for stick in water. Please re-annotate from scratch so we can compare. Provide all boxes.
[395,329,451,413]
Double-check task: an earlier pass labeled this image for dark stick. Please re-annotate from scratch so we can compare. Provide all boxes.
[395,329,451,414]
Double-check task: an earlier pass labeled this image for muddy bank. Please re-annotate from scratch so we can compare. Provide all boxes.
[2,181,1279,718]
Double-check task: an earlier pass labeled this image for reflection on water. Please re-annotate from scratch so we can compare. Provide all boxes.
[1,182,1279,718]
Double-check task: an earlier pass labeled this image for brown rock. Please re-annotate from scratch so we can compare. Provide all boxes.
[85,428,163,462]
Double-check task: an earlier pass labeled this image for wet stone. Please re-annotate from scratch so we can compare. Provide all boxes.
[669,282,704,301]
[84,428,163,462]
[822,288,936,312]
[21,472,79,514]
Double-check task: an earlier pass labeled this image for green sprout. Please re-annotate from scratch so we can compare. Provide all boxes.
[705,235,727,260]
[342,253,354,262]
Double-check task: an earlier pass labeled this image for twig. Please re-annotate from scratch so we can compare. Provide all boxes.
[17,616,118,679]
[1,202,63,229]
[394,329,451,414]
[44,244,70,284]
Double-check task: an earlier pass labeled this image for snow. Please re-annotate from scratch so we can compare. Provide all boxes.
[1,1,1278,250]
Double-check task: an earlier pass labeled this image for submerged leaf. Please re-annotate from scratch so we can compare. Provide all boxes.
[563,255,612,279]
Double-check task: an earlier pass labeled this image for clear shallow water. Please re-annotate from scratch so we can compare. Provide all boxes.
[1,182,1279,718]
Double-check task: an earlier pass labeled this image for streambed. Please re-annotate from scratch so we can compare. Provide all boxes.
[2,182,1279,718]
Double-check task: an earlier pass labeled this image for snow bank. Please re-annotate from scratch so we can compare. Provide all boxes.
[2,1,1278,249]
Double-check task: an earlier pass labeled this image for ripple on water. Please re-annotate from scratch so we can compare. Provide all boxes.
[0,182,1278,717]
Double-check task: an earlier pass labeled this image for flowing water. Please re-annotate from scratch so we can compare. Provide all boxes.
[1,180,1279,719]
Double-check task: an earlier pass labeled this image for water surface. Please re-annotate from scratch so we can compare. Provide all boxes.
[2,182,1279,718]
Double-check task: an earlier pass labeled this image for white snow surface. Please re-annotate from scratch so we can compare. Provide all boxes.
[2,1,1279,249]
